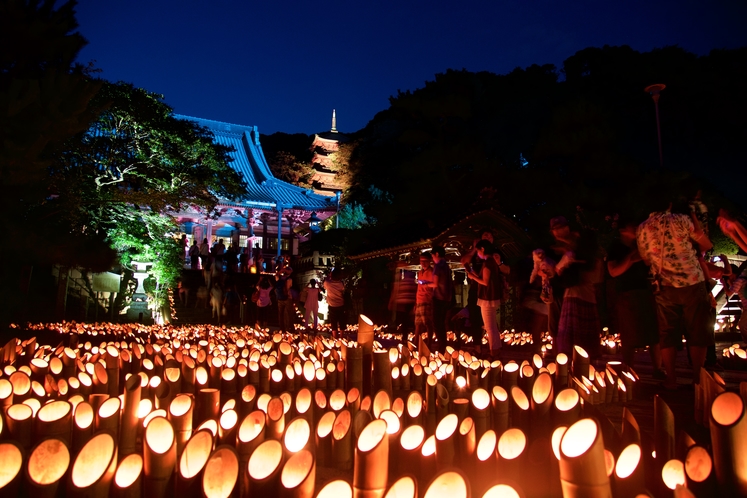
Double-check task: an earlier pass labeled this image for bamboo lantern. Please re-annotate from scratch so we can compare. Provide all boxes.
[661,459,686,490]
[509,386,530,433]
[614,443,644,497]
[10,370,32,403]
[168,394,194,458]
[470,388,490,440]
[117,373,141,458]
[113,453,143,498]
[451,397,470,421]
[314,390,328,426]
[555,353,569,389]
[268,396,287,441]
[6,403,33,449]
[481,483,523,498]
[35,399,72,447]
[405,390,424,428]
[202,446,240,498]
[176,429,214,497]
[373,390,392,419]
[399,424,425,479]
[25,437,70,498]
[652,394,675,467]
[411,363,424,392]
[684,444,715,497]
[333,409,354,470]
[496,428,527,482]
[359,315,375,397]
[436,384,450,421]
[558,418,611,498]
[710,391,747,495]
[423,469,470,498]
[435,413,459,469]
[239,384,257,417]
[501,362,519,392]
[72,401,95,454]
[68,431,118,498]
[143,416,177,498]
[0,378,13,409]
[354,419,389,498]
[248,439,284,497]
[571,346,589,381]
[0,441,23,495]
[281,448,316,498]
[491,386,509,436]
[457,416,477,464]
[218,409,239,446]
[401,363,411,392]
[473,429,497,495]
[316,479,353,498]
[380,409,402,470]
[354,409,374,440]
[620,407,641,448]
[236,409,266,495]
[330,389,347,413]
[95,396,121,441]
[348,387,361,417]
[420,435,438,484]
[530,372,553,438]
[604,369,617,404]
[316,411,336,467]
[295,387,314,426]
[384,475,417,498]
[346,346,363,394]
[553,388,581,428]
[518,363,535,396]
[284,416,312,457]
[195,388,220,427]
[374,350,393,397]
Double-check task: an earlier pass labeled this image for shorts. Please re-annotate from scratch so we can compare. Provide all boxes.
[654,281,714,348]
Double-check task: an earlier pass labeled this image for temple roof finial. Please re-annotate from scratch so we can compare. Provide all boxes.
[331,109,338,133]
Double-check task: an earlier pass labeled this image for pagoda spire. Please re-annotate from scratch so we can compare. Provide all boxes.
[331,109,338,133]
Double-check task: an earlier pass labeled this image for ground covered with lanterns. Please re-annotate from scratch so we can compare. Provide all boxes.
[1,320,747,497]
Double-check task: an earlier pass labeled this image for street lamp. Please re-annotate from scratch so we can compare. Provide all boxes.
[306,212,321,234]
[644,83,666,169]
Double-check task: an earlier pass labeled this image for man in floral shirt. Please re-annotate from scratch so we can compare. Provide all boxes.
[637,200,713,390]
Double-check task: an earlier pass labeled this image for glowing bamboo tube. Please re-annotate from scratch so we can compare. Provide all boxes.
[163,358,182,398]
[398,424,425,479]
[35,399,72,447]
[113,453,143,498]
[346,346,363,394]
[652,394,675,467]
[195,388,220,427]
[518,363,535,397]
[218,409,239,446]
[294,387,313,427]
[68,431,118,498]
[373,389,392,419]
[25,437,70,498]
[354,419,389,498]
[359,315,375,397]
[0,378,13,409]
[495,427,527,482]
[662,459,686,490]
[143,416,177,498]
[313,390,327,428]
[553,388,581,428]
[554,353,569,389]
[316,411,336,467]
[405,390,423,428]
[710,391,747,495]
[470,388,491,440]
[620,407,641,449]
[72,401,95,454]
[481,483,523,498]
[491,386,509,436]
[0,441,23,495]
[457,416,476,463]
[281,448,316,498]
[248,439,284,497]
[435,414,459,469]
[6,403,33,449]
[559,418,611,498]
[451,397,470,421]
[238,384,257,418]
[285,416,312,457]
[316,479,353,498]
[333,409,354,470]
[501,362,519,392]
[374,350,393,397]
[267,395,287,441]
[614,443,644,497]
[571,346,589,380]
[509,386,530,433]
[96,396,121,441]
[168,394,194,458]
[435,383,450,421]
[683,444,715,497]
[423,469,470,498]
[201,445,240,498]
[529,372,553,438]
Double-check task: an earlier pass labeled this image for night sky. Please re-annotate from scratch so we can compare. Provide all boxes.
[75,0,747,135]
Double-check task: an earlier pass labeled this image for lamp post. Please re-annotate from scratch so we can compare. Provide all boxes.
[644,83,666,169]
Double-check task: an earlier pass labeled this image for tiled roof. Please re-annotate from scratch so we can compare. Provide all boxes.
[176,115,337,212]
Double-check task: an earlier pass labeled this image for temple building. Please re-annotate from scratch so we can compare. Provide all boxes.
[309,110,347,196]
[172,116,337,259]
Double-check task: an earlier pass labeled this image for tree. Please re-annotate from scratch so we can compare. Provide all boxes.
[267,150,313,187]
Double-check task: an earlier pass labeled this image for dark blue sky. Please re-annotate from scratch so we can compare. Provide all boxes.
[75,0,747,135]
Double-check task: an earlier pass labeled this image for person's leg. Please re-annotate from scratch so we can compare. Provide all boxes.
[480,303,500,353]
[682,282,715,383]
[655,286,682,389]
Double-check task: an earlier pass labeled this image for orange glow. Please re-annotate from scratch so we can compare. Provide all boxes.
[317,479,352,498]
[9,371,31,396]
[472,388,490,410]
[436,414,459,441]
[492,386,508,402]
[615,444,641,479]
[0,379,12,399]
[284,418,311,453]
[423,470,468,498]
[202,446,239,498]
[357,419,387,452]
[75,402,94,429]
[329,389,346,411]
[711,392,744,426]
[504,362,519,373]
[551,426,567,461]
[0,442,23,488]
[400,425,425,451]
[145,417,174,454]
[477,430,497,462]
[220,409,238,431]
[685,446,712,483]
[662,459,686,490]
[71,432,115,488]
[248,440,283,480]
[561,419,597,458]
[379,410,400,434]
[422,435,436,457]
[238,410,266,443]
[170,395,192,418]
[498,428,526,460]
[317,411,336,438]
[7,403,32,421]
[137,399,153,420]
[37,400,70,423]
[99,397,120,418]
[179,430,214,479]
[347,388,360,405]
[257,393,272,413]
[333,410,351,441]
[115,453,143,488]
[281,449,314,489]
[196,419,218,437]
[554,388,580,412]
[532,372,552,404]
[373,390,391,419]
[510,386,529,410]
[482,484,520,498]
[28,438,70,485]
[407,392,423,418]
[385,476,416,498]
[392,397,405,417]
[604,449,615,477]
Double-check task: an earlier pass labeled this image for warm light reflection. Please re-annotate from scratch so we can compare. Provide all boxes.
[284,418,311,453]
[498,428,526,459]
[115,453,143,488]
[407,392,423,418]
[28,438,70,485]
[220,410,238,431]
[436,414,459,441]
[662,459,686,490]
[358,419,387,452]
[422,435,436,457]
[423,470,468,498]
[604,449,615,477]
[248,440,283,480]
[0,442,23,488]
[203,446,239,498]
[329,389,346,411]
[239,410,266,443]
[170,395,192,417]
[333,410,351,441]
[472,388,490,410]
[492,386,508,402]
[99,397,120,418]
[373,390,391,419]
[532,373,552,404]
[482,484,520,498]
[75,402,94,429]
[145,417,174,454]
[385,476,416,498]
[477,430,497,462]
[317,479,352,498]
[561,419,597,458]
[685,446,712,483]
[179,430,213,479]
[400,425,425,451]
[510,386,529,410]
[318,411,336,438]
[554,389,579,412]
[616,444,641,479]
[379,410,401,434]
[72,432,115,488]
[37,400,71,423]
[551,426,567,461]
[281,449,314,489]
[711,392,744,426]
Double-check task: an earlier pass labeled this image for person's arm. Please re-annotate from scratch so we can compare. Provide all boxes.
[493,253,510,275]
[718,217,747,254]
[607,249,641,278]
[467,264,491,287]
[689,213,713,253]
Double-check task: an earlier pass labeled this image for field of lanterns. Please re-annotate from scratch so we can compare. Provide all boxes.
[0,317,746,498]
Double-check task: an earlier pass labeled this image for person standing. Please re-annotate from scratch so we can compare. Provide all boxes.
[188,240,200,270]
[255,276,273,329]
[199,238,211,271]
[461,231,494,346]
[430,246,454,353]
[324,269,346,337]
[274,263,294,332]
[466,240,505,358]
[638,195,713,390]
[414,253,435,346]
[303,279,321,330]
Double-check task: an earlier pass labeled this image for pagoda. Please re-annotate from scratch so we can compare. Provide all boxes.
[309,110,347,196]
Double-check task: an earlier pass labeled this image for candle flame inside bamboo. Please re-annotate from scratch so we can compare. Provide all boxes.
[115,453,143,488]
[72,432,115,488]
[615,444,641,478]
[560,419,596,458]
[28,438,69,485]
